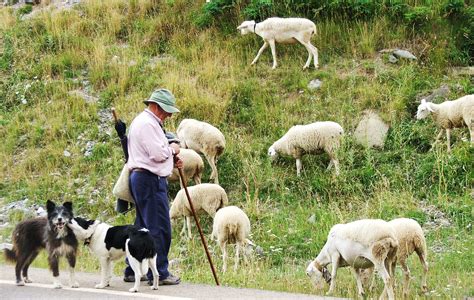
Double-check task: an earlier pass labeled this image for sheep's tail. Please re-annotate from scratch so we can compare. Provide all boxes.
[4,247,17,262]
[414,234,428,260]
[227,223,239,242]
[312,23,317,36]
[219,193,229,209]
[372,237,398,261]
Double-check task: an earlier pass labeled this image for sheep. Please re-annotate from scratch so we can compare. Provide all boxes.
[169,183,228,239]
[177,119,225,184]
[211,206,251,272]
[363,218,428,297]
[416,95,474,152]
[268,121,344,176]
[168,148,204,188]
[306,219,398,299]
[237,17,319,70]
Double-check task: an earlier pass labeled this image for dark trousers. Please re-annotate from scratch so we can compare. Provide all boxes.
[124,170,171,280]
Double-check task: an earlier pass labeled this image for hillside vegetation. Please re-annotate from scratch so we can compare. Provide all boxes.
[0,0,473,298]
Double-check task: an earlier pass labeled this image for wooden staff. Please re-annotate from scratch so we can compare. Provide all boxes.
[177,166,220,286]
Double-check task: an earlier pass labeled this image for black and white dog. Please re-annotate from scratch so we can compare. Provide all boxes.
[68,217,159,292]
[4,200,79,288]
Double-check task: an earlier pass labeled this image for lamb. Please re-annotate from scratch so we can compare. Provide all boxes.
[306,219,398,299]
[177,119,225,184]
[268,121,344,176]
[363,218,428,297]
[237,17,319,70]
[416,95,474,152]
[168,148,204,188]
[169,183,228,239]
[211,206,251,272]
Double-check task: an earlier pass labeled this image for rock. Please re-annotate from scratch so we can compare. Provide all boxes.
[392,49,417,60]
[0,243,13,251]
[308,79,322,90]
[307,214,316,224]
[420,84,450,103]
[388,54,398,64]
[255,246,264,257]
[68,89,99,104]
[452,66,474,76]
[353,110,390,148]
[63,150,71,157]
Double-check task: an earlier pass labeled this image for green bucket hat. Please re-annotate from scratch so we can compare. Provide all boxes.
[144,89,180,113]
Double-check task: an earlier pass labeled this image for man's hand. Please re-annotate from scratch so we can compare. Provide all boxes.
[170,143,180,155]
[174,156,184,169]
[114,119,127,138]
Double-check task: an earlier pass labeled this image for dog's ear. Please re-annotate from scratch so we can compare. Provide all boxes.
[46,200,56,213]
[63,201,73,213]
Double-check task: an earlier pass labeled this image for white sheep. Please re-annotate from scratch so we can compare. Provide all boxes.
[306,219,398,299]
[363,218,428,297]
[211,206,251,272]
[268,121,344,176]
[237,17,318,70]
[169,183,228,239]
[177,119,225,184]
[168,148,204,188]
[416,95,474,152]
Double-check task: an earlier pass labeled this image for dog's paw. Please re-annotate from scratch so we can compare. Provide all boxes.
[71,282,80,288]
[24,278,33,283]
[53,283,63,289]
[16,280,25,286]
[95,283,107,289]
[129,287,139,293]
[150,285,158,290]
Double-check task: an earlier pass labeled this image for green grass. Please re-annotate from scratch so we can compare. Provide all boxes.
[0,0,473,298]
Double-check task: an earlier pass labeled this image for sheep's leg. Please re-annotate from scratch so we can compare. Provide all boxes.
[251,41,268,65]
[431,129,444,149]
[416,249,429,293]
[308,42,319,69]
[469,120,474,143]
[375,263,394,300]
[399,257,411,298]
[351,268,365,297]
[180,218,187,236]
[296,158,302,177]
[220,241,227,273]
[234,242,241,272]
[446,128,451,152]
[205,154,219,184]
[268,39,277,69]
[294,37,314,70]
[186,216,192,239]
[327,253,339,295]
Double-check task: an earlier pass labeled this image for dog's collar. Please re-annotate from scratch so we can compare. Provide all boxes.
[253,23,257,33]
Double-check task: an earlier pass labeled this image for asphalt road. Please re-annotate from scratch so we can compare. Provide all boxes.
[0,265,344,300]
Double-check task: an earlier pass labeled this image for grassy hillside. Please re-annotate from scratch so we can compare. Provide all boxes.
[0,0,473,298]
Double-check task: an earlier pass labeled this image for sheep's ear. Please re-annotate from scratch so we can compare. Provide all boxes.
[427,103,434,112]
[237,24,244,30]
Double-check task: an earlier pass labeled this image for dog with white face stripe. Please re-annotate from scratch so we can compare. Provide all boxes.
[68,218,158,292]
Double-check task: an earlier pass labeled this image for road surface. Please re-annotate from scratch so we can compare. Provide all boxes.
[0,265,344,300]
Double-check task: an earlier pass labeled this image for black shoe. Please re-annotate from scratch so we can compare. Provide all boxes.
[147,274,181,286]
[123,275,148,282]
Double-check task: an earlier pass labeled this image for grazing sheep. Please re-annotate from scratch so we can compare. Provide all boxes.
[416,95,474,152]
[268,121,344,176]
[306,219,398,299]
[363,218,428,297]
[237,17,318,69]
[177,119,225,184]
[169,183,228,239]
[211,206,251,272]
[168,148,204,188]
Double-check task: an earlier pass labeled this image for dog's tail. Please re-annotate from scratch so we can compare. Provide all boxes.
[4,247,17,262]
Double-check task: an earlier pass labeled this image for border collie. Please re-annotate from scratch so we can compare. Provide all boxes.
[4,200,79,288]
[68,217,159,292]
